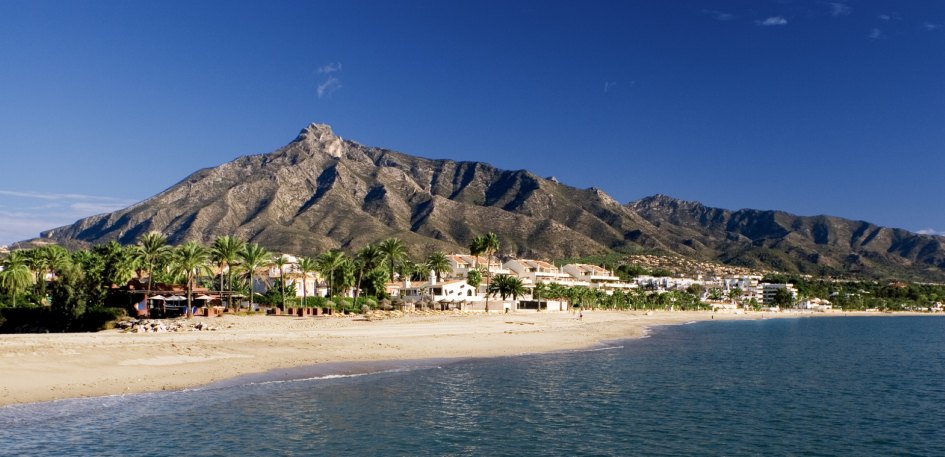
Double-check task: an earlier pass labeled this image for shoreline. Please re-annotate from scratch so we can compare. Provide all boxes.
[0,310,934,408]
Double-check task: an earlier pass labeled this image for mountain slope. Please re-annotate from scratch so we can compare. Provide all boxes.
[32,124,945,281]
[629,195,945,280]
[38,124,660,259]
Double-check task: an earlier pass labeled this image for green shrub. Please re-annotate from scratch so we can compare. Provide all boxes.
[75,307,127,332]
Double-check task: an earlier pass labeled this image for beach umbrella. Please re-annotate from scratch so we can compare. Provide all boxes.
[150,295,167,300]
[195,294,213,300]
[166,295,185,301]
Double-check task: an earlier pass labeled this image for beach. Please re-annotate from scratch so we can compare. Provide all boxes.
[0,310,893,407]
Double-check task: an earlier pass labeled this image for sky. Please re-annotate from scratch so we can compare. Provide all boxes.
[0,0,943,246]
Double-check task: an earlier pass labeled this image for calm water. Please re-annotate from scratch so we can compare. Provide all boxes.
[2,316,944,456]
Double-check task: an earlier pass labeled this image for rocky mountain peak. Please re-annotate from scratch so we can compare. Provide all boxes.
[27,123,945,282]
[294,123,345,158]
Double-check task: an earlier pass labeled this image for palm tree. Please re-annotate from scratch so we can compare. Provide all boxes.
[272,254,290,311]
[171,242,211,319]
[469,235,486,269]
[533,282,549,310]
[95,241,137,289]
[425,251,450,283]
[27,245,71,305]
[378,238,407,282]
[730,287,743,307]
[317,250,347,298]
[135,231,169,306]
[481,232,500,312]
[211,235,244,310]
[239,243,271,311]
[488,274,525,306]
[297,256,318,307]
[354,244,386,305]
[0,251,35,308]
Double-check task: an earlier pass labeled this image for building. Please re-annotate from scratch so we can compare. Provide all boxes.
[762,283,797,305]
[561,263,635,291]
[503,259,572,285]
[256,254,325,298]
[797,298,832,311]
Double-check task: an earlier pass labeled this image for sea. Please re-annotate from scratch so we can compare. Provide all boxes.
[1,316,943,456]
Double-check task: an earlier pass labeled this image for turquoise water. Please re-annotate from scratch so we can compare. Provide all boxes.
[2,316,943,456]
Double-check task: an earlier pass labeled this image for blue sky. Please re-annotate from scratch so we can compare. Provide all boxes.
[1,0,943,246]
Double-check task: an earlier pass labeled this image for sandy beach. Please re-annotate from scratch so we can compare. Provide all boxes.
[0,310,905,407]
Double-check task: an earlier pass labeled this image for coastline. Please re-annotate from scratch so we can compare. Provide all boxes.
[0,310,931,407]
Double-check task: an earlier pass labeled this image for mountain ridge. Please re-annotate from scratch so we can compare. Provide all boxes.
[26,123,945,282]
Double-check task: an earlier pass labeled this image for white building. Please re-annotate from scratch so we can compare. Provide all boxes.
[762,283,797,305]
[386,277,490,311]
[561,263,636,291]
[797,298,832,311]
[503,259,572,285]
[257,254,324,298]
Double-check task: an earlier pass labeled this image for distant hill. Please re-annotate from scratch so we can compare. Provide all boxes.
[27,123,945,282]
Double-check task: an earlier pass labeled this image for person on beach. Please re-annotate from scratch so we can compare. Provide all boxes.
[579,311,583,320]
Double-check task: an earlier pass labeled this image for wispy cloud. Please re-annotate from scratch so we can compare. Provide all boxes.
[315,62,343,98]
[756,16,788,26]
[923,22,943,31]
[702,9,735,21]
[829,2,851,17]
[917,228,945,236]
[0,190,132,203]
[317,62,343,74]
[0,190,136,245]
[878,14,902,21]
[317,76,342,98]
[869,28,886,39]
[604,81,617,93]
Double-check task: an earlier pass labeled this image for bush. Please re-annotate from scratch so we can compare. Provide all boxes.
[75,307,127,332]
[302,296,329,308]
[0,306,53,333]
[0,306,127,333]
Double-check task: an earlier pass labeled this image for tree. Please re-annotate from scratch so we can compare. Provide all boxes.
[72,249,106,308]
[94,241,137,290]
[488,274,525,303]
[378,238,407,282]
[272,255,291,311]
[135,232,170,311]
[49,262,87,327]
[772,288,794,308]
[729,287,743,306]
[361,268,389,299]
[211,235,244,310]
[425,251,450,283]
[317,250,347,298]
[533,282,549,310]
[481,232,500,312]
[707,288,724,301]
[27,245,71,305]
[469,235,486,269]
[297,256,318,306]
[171,242,211,319]
[0,250,35,307]
[466,268,483,289]
[354,245,386,305]
[239,243,271,311]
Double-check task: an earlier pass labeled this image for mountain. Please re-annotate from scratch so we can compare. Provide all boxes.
[30,123,945,281]
[629,195,945,281]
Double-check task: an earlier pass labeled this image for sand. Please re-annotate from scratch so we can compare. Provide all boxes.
[0,309,896,407]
